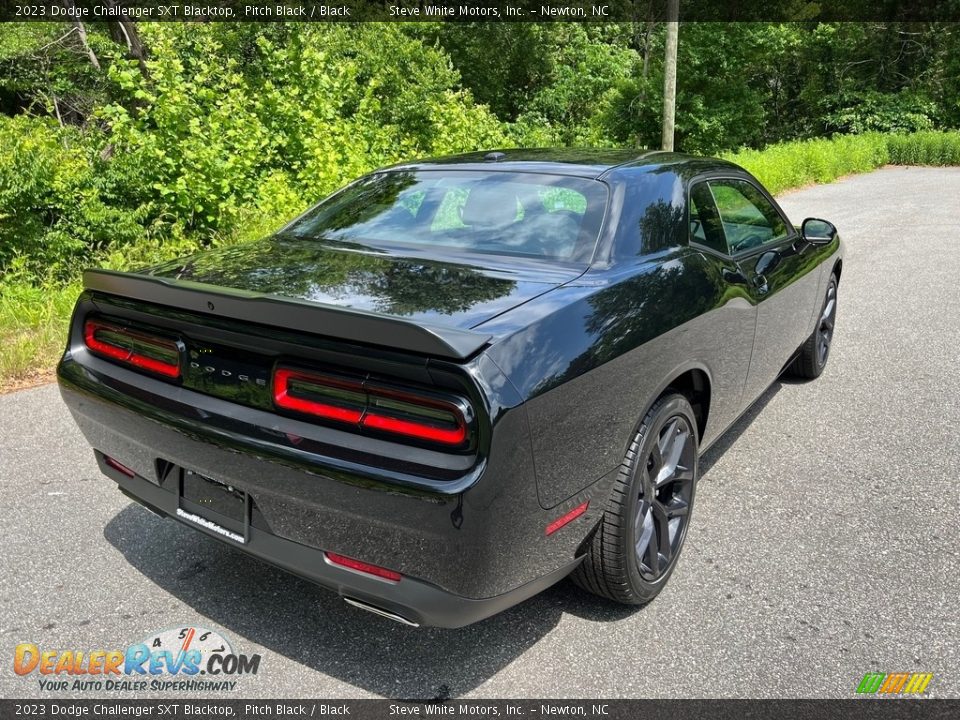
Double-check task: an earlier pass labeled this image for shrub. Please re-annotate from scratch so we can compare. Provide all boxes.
[102,24,507,248]
[0,115,149,282]
[825,91,939,135]
[0,24,508,288]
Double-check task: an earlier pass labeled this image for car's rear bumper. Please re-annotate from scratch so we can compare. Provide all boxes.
[102,454,578,628]
[58,355,600,628]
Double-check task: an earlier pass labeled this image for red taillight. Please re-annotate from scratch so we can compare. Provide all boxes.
[362,412,466,446]
[545,501,589,536]
[273,366,469,448]
[325,552,402,582]
[84,319,181,379]
[274,368,364,424]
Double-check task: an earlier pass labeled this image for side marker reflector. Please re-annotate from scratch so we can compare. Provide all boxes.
[546,501,589,536]
[104,455,136,478]
[325,552,402,582]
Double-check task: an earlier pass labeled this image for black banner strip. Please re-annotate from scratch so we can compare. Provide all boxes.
[1,0,959,23]
[2,700,960,720]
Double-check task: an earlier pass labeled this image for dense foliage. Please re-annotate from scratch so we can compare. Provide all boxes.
[1,20,959,385]
[1,23,509,282]
[3,21,959,281]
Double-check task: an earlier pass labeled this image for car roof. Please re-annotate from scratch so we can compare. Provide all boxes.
[385,148,744,180]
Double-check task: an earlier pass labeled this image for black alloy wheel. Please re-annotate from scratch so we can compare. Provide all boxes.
[635,414,696,581]
[817,281,837,366]
[792,273,839,379]
[571,392,699,605]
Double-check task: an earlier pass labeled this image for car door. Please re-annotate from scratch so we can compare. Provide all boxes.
[686,181,758,440]
[704,177,823,406]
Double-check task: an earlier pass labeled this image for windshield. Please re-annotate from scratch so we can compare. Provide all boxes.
[285,170,609,262]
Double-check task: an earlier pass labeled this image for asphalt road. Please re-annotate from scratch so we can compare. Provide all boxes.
[2,166,958,700]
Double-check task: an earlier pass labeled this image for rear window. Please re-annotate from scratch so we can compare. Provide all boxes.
[286,170,609,262]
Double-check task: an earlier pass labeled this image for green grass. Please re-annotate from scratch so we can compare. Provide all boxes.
[2,129,960,391]
[723,130,960,194]
[0,279,80,388]
[886,131,960,166]
[723,134,889,194]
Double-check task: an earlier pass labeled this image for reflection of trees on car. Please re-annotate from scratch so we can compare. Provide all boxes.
[146,235,514,318]
[552,255,723,390]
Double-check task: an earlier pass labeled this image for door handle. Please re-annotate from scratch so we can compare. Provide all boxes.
[754,273,769,295]
[755,250,780,275]
[722,268,749,285]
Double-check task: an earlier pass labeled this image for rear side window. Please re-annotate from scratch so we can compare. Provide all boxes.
[689,183,728,254]
[287,171,608,262]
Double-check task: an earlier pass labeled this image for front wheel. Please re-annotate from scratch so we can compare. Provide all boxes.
[791,273,838,379]
[571,393,698,605]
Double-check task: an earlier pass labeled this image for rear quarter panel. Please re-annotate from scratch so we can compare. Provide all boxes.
[481,248,754,509]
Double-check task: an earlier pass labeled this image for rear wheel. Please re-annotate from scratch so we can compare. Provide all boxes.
[791,273,838,379]
[571,393,698,605]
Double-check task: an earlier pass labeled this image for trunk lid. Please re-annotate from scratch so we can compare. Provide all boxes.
[139,235,581,332]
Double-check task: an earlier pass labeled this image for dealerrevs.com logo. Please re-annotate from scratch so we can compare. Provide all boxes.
[14,626,261,693]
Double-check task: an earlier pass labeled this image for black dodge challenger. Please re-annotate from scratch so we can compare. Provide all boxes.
[58,149,843,627]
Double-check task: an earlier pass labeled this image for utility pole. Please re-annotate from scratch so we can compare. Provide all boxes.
[661,0,679,151]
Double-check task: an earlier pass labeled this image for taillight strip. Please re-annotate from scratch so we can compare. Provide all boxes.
[362,412,467,445]
[273,369,364,424]
[273,365,469,448]
[84,319,181,379]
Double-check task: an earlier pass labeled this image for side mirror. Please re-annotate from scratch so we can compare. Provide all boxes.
[801,218,837,245]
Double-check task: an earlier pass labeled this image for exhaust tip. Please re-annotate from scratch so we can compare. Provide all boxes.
[343,597,420,627]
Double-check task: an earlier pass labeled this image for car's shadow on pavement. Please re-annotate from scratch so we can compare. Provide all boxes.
[101,381,785,698]
[699,381,783,476]
[103,505,632,698]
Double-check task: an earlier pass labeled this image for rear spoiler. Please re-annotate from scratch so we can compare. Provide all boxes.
[83,269,492,361]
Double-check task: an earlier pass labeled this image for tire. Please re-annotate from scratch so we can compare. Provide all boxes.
[791,273,838,379]
[571,393,698,605]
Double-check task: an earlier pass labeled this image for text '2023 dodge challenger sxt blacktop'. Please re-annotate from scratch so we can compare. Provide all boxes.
[58,149,843,628]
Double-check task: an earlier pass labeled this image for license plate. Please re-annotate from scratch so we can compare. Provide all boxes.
[177,469,247,544]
